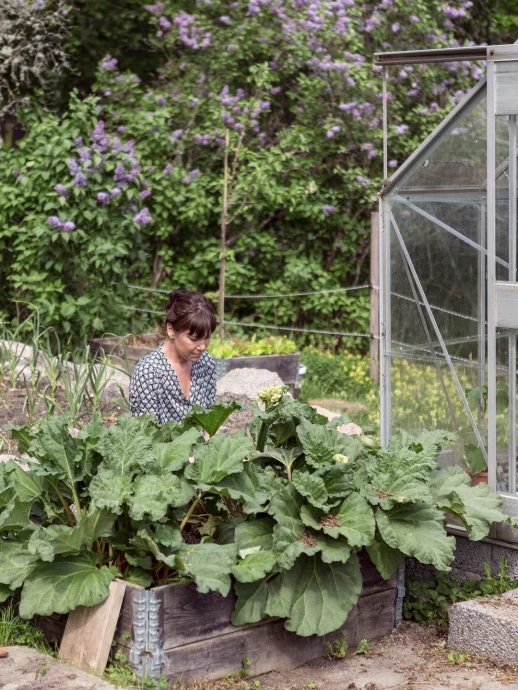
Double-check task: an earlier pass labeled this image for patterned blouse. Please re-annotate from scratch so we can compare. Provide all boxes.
[129,346,217,425]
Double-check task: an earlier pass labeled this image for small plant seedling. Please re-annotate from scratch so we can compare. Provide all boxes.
[240,654,251,678]
[448,649,467,665]
[324,631,348,659]
[243,682,263,690]
[354,639,371,655]
[305,683,318,689]
[40,661,48,677]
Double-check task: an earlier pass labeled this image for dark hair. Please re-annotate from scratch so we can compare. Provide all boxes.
[164,289,216,339]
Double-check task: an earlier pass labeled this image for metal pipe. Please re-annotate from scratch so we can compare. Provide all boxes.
[375,45,487,66]
[487,59,497,492]
[383,67,388,182]
[509,115,517,494]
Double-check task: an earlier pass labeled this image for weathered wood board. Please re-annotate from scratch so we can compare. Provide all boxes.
[58,579,127,674]
[160,587,397,684]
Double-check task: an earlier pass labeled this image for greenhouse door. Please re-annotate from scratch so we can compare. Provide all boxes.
[488,45,518,497]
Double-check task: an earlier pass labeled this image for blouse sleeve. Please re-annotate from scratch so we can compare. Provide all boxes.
[206,356,217,408]
[129,359,159,420]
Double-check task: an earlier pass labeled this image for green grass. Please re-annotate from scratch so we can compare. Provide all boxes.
[104,650,168,690]
[0,601,55,655]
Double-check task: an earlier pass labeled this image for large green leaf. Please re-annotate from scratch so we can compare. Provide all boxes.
[28,525,85,562]
[81,506,117,545]
[98,414,154,476]
[361,472,432,509]
[232,580,268,625]
[208,463,271,513]
[296,419,363,469]
[19,552,118,618]
[29,417,86,484]
[445,483,505,541]
[175,543,238,596]
[268,482,304,532]
[376,503,455,571]
[124,568,153,588]
[184,433,254,485]
[232,550,278,583]
[314,534,352,564]
[300,493,375,547]
[10,466,45,502]
[0,499,32,532]
[190,401,241,436]
[89,468,133,512]
[265,553,362,636]
[129,472,192,521]
[464,444,487,474]
[0,584,13,604]
[235,518,275,552]
[428,466,471,502]
[365,531,404,580]
[292,471,328,508]
[0,541,38,590]
[318,464,355,498]
[154,427,200,472]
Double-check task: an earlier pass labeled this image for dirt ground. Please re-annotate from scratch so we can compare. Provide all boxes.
[186,623,518,690]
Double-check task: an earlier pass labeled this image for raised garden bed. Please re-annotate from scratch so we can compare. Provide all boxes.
[90,333,164,373]
[40,551,401,684]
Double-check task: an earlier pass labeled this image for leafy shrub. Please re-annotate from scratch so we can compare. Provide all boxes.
[300,349,373,401]
[1,393,513,638]
[208,336,297,358]
[404,557,518,627]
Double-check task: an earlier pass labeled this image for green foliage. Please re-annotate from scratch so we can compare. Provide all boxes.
[0,601,54,655]
[447,649,467,665]
[1,393,513,638]
[300,350,374,400]
[354,638,372,655]
[209,336,297,358]
[404,557,518,627]
[104,649,167,690]
[324,631,348,660]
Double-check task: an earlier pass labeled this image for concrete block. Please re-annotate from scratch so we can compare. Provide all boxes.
[491,543,518,580]
[453,535,493,578]
[448,588,518,664]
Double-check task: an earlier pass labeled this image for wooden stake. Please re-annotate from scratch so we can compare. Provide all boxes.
[370,211,379,383]
[219,129,230,340]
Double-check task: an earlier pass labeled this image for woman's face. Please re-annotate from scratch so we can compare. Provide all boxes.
[167,324,211,362]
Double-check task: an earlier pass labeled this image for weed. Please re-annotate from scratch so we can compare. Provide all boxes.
[448,649,467,665]
[324,631,348,659]
[404,557,518,627]
[240,655,251,677]
[354,639,371,655]
[243,682,263,690]
[40,661,48,677]
[0,601,54,655]
[305,683,318,689]
[104,650,167,689]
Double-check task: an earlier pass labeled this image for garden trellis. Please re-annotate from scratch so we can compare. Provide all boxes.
[378,42,518,516]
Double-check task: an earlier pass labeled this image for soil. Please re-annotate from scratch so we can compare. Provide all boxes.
[185,622,518,690]
[216,393,255,434]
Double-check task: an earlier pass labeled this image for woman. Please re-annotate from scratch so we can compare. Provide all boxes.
[129,289,217,425]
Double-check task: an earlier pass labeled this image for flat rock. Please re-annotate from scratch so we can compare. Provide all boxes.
[216,368,284,400]
[312,404,363,435]
[0,645,117,689]
[448,588,518,665]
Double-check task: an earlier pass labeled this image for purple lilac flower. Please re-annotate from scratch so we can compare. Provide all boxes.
[172,129,183,140]
[110,187,122,198]
[322,205,335,216]
[219,15,232,24]
[79,148,91,164]
[388,160,398,168]
[443,6,466,18]
[356,175,369,186]
[144,2,164,13]
[54,184,68,197]
[115,75,125,82]
[271,86,281,95]
[62,8,69,15]
[117,126,128,133]
[74,136,83,147]
[97,192,110,204]
[68,159,80,176]
[361,143,373,151]
[62,222,76,232]
[395,124,409,135]
[227,44,237,53]
[202,134,212,145]
[159,16,172,30]
[182,169,200,184]
[48,216,63,229]
[101,55,118,71]
[326,126,341,138]
[12,168,20,178]
[73,172,88,187]
[194,134,203,144]
[140,189,152,200]
[163,164,174,177]
[91,121,105,143]
[368,150,377,159]
[410,15,420,23]
[133,208,153,226]
[157,95,166,106]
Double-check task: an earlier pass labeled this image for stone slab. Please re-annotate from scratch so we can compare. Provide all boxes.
[448,588,518,664]
[0,646,117,690]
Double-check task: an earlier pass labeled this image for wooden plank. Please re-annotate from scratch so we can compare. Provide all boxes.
[157,551,395,650]
[58,579,127,675]
[370,210,379,384]
[161,588,397,684]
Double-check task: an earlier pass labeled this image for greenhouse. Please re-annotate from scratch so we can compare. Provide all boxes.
[378,43,518,520]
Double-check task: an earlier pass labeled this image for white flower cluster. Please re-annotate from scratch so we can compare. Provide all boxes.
[257,384,288,407]
[332,453,349,464]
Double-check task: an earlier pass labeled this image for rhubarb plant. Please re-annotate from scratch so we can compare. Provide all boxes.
[1,392,513,637]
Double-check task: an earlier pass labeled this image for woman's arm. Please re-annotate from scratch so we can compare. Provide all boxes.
[129,360,159,418]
